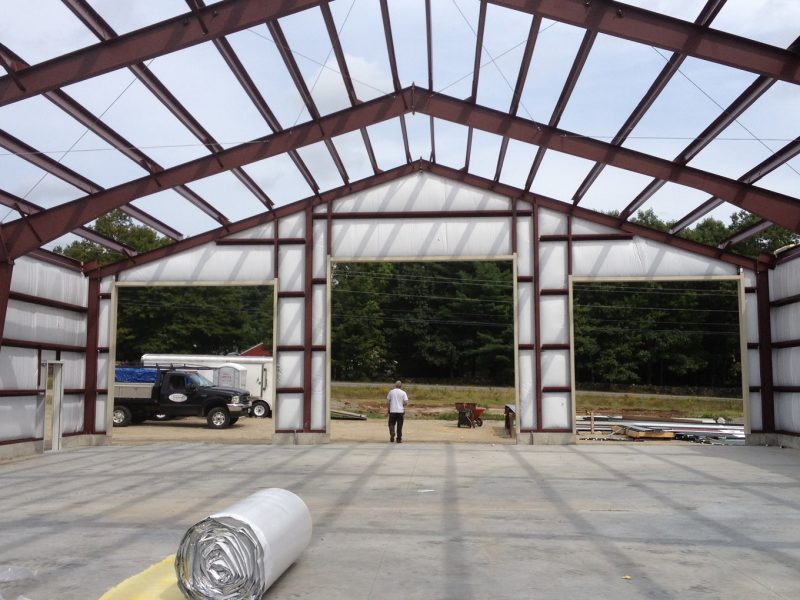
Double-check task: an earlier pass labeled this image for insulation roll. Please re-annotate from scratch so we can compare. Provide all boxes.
[175,488,312,600]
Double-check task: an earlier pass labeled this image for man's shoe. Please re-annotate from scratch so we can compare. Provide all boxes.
[390,436,395,443]
[396,438,402,443]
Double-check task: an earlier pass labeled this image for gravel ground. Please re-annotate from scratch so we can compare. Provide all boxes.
[109,414,513,445]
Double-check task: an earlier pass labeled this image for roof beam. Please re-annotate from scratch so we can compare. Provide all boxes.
[425,0,435,162]
[464,1,488,171]
[487,0,800,84]
[379,0,412,163]
[719,220,773,249]
[572,0,728,204]
[0,0,321,105]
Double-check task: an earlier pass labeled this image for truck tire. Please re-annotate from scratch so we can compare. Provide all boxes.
[112,406,132,427]
[207,407,231,429]
[251,400,271,418]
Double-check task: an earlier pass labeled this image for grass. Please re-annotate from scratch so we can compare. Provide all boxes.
[331,382,744,422]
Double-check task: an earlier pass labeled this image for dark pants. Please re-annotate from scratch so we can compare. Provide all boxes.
[388,412,404,441]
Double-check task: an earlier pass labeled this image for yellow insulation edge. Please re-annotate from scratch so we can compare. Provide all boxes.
[98,554,183,600]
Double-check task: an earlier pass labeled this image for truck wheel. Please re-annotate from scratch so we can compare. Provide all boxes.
[207,407,231,429]
[251,400,271,418]
[153,413,171,421]
[112,406,132,427]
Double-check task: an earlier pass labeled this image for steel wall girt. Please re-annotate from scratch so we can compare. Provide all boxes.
[0,0,322,105]
[488,0,800,85]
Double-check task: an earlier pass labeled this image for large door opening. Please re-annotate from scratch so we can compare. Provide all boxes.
[328,259,517,444]
[570,277,747,443]
[109,282,275,443]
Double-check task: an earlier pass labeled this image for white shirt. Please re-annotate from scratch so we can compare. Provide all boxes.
[387,388,409,413]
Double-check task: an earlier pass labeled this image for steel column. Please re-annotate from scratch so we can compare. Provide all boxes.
[83,277,99,434]
[0,260,11,347]
[756,266,775,433]
[303,201,314,431]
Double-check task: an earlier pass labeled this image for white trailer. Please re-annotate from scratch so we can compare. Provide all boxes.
[141,354,274,417]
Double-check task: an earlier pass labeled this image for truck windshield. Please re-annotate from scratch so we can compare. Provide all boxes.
[187,373,213,387]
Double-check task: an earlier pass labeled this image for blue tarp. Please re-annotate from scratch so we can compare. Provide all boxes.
[115,367,157,383]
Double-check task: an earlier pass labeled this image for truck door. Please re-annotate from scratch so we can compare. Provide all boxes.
[164,373,195,416]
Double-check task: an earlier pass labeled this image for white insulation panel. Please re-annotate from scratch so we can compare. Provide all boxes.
[60,352,85,389]
[97,356,110,388]
[743,270,756,289]
[539,296,569,344]
[62,395,84,434]
[224,222,275,240]
[0,396,38,441]
[771,256,800,300]
[572,238,737,278]
[518,350,535,430]
[96,395,107,433]
[0,347,38,389]
[313,221,328,280]
[100,277,114,295]
[541,350,570,388]
[749,392,763,432]
[332,172,511,213]
[745,294,759,341]
[278,212,305,239]
[331,218,511,259]
[12,256,86,306]
[278,246,305,292]
[4,302,86,347]
[538,209,567,235]
[517,282,533,345]
[539,243,568,289]
[542,394,571,429]
[117,243,274,283]
[775,393,800,433]
[277,298,304,347]
[277,393,303,431]
[311,353,326,430]
[747,349,761,387]
[571,217,622,236]
[312,286,327,346]
[276,351,303,389]
[98,300,112,347]
[774,348,800,386]
[517,217,533,277]
[771,304,800,343]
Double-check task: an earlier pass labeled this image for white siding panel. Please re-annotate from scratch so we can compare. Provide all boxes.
[774,348,800,386]
[518,349,535,430]
[571,217,623,236]
[277,351,303,388]
[771,257,800,300]
[100,276,115,295]
[517,217,533,277]
[98,300,112,347]
[278,246,305,292]
[313,221,328,280]
[747,349,761,387]
[749,392,762,431]
[61,352,84,389]
[277,298,304,346]
[62,394,84,434]
[0,396,38,441]
[542,394,571,429]
[743,270,756,289]
[330,218,511,259]
[5,302,86,346]
[745,294,759,341]
[312,286,327,346]
[12,256,86,306]
[96,395,107,433]
[573,238,736,278]
[0,347,38,389]
[311,353,326,430]
[97,356,110,388]
[540,296,569,344]
[539,243,567,289]
[277,393,303,431]
[279,212,305,239]
[517,282,533,346]
[332,172,510,213]
[118,244,272,282]
[541,350,570,387]
[775,393,800,433]
[538,208,567,235]
[771,304,800,343]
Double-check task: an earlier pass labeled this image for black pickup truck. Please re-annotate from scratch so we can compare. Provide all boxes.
[113,368,251,429]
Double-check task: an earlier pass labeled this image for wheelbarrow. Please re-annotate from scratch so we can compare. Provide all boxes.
[455,402,485,427]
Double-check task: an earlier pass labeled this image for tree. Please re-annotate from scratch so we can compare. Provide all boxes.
[54,209,172,265]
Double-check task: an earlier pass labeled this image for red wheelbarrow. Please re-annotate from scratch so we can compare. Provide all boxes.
[455,403,486,427]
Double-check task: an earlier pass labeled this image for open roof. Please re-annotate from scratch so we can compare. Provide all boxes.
[1,0,799,266]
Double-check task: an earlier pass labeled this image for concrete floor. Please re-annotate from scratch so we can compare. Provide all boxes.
[0,442,799,600]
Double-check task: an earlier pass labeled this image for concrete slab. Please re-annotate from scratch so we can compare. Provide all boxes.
[0,442,799,599]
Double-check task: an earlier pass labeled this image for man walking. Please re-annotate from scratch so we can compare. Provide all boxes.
[387,380,409,443]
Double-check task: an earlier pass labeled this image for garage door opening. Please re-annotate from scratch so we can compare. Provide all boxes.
[329,260,517,444]
[110,283,275,443]
[570,277,746,443]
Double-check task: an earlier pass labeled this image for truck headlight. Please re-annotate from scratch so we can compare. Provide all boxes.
[231,395,240,404]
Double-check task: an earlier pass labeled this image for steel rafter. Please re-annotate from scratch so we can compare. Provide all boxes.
[3,87,799,261]
[671,135,800,234]
[319,1,380,175]
[0,129,182,240]
[572,0,728,204]
[0,189,136,255]
[379,0,413,164]
[0,0,323,105]
[464,1,488,171]
[61,0,275,210]
[494,15,541,183]
[425,0,435,162]
[719,220,773,249]
[266,19,350,185]
[487,0,800,84]
[524,28,596,191]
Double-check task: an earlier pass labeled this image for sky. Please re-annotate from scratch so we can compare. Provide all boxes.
[0,0,799,250]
